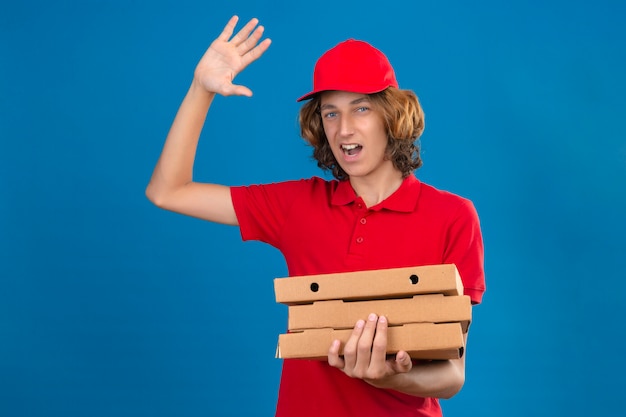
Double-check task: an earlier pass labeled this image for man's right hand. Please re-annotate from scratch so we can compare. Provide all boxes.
[193,15,271,97]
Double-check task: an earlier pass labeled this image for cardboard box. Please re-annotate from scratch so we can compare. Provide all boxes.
[288,294,472,333]
[276,322,465,360]
[274,264,463,305]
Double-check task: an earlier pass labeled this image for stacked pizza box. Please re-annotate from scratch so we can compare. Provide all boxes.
[274,264,471,360]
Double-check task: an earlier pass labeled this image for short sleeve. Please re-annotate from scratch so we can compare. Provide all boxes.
[230,180,310,248]
[443,199,486,304]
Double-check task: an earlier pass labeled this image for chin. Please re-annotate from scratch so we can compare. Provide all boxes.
[344,169,370,179]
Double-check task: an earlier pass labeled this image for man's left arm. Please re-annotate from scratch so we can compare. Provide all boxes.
[327,313,468,399]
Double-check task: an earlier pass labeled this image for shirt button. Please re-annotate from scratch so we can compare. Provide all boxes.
[356,237,364,244]
[360,218,367,225]
[357,204,363,209]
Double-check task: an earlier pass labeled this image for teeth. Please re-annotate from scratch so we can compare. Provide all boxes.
[341,144,359,150]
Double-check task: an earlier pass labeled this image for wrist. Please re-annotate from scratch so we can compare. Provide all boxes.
[188,78,216,103]
[365,371,408,391]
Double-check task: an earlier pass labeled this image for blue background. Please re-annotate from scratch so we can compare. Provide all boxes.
[2,1,625,416]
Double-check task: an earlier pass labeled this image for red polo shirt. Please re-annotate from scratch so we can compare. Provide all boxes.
[231,174,485,417]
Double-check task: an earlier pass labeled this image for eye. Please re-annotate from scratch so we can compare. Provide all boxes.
[355,106,369,113]
[322,111,338,119]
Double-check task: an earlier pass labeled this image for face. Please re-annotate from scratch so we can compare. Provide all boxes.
[319,91,394,181]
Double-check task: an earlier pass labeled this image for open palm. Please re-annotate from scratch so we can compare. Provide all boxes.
[194,16,271,97]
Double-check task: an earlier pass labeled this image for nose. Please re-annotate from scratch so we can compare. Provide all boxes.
[339,114,354,137]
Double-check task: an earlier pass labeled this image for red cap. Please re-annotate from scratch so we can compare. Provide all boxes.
[296,39,398,102]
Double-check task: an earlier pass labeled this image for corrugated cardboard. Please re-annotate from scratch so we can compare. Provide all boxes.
[288,294,472,333]
[274,264,463,305]
[276,322,465,360]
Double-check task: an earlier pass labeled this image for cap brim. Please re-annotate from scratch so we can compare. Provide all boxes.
[296,84,396,102]
[296,91,319,102]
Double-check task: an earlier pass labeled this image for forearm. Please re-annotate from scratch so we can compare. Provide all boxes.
[387,357,465,399]
[366,331,468,399]
[146,79,215,205]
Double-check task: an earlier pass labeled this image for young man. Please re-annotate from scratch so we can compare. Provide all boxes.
[146,15,485,417]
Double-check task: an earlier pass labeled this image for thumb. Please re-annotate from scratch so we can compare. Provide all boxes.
[393,351,412,373]
[225,84,253,97]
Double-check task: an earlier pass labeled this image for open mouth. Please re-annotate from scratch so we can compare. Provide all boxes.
[341,144,362,156]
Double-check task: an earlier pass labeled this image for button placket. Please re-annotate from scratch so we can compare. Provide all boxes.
[349,199,369,255]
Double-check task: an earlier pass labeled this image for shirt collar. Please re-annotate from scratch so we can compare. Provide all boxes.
[331,175,421,212]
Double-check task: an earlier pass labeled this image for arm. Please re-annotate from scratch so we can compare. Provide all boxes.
[328,199,485,398]
[145,16,271,225]
[328,313,467,399]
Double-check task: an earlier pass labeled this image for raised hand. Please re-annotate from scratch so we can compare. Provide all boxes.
[193,16,271,97]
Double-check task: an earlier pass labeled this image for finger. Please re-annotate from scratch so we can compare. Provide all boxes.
[237,24,266,57]
[393,350,413,373]
[354,313,378,372]
[230,17,260,46]
[241,37,272,68]
[327,339,345,369]
[369,315,388,365]
[218,15,239,41]
[225,83,253,97]
[342,319,365,371]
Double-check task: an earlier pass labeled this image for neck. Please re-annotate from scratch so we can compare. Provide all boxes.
[349,169,405,207]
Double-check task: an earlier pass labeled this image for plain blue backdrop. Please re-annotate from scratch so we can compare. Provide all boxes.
[2,1,625,416]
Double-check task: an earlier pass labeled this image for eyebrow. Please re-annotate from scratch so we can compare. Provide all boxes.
[320,97,370,111]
